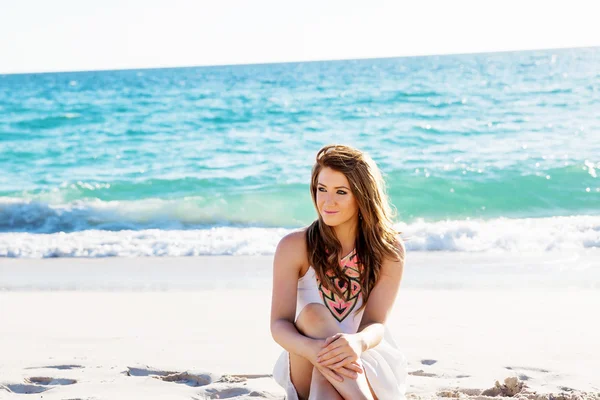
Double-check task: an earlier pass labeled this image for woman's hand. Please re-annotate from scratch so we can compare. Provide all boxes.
[308,339,363,382]
[316,333,364,370]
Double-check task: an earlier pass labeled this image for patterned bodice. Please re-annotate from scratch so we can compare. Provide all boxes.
[316,249,364,322]
[295,248,365,333]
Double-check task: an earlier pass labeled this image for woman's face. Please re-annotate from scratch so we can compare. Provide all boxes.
[316,167,359,227]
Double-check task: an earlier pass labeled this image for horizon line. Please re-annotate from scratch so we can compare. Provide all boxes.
[2,44,597,77]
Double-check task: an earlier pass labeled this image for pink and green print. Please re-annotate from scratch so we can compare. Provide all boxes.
[316,251,363,322]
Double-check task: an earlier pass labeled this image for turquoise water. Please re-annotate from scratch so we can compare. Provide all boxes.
[1,48,599,257]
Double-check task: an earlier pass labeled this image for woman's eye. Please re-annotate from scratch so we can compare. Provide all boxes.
[318,187,346,195]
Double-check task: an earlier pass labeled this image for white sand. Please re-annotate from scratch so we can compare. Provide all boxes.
[1,253,599,399]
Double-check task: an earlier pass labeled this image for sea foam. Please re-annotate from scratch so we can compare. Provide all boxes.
[1,215,599,258]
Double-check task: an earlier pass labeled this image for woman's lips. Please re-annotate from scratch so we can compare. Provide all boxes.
[324,211,339,214]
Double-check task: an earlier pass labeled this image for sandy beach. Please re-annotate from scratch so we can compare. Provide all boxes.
[1,253,599,399]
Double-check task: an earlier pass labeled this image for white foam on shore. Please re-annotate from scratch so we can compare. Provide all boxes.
[399,215,600,252]
[1,215,599,258]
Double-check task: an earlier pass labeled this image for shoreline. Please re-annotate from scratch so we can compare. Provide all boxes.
[1,251,599,291]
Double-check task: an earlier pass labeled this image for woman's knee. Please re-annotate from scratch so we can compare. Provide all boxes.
[295,303,340,338]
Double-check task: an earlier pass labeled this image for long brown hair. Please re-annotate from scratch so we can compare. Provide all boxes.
[306,144,403,313]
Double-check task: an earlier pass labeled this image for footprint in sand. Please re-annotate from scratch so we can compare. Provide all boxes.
[410,359,439,378]
[0,383,51,394]
[203,387,254,399]
[125,366,217,387]
[1,376,77,395]
[158,372,215,387]
[125,367,278,398]
[409,370,438,377]
[505,365,550,373]
[219,374,271,382]
[125,366,178,377]
[437,388,483,397]
[505,366,552,384]
[26,377,77,386]
[25,364,84,370]
[409,370,470,379]
[560,386,576,392]
[200,386,278,399]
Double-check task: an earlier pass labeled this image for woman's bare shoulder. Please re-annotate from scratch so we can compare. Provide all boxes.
[381,235,406,276]
[275,228,309,265]
[393,235,406,260]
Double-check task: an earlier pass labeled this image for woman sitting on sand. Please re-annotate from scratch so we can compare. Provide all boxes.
[270,144,408,400]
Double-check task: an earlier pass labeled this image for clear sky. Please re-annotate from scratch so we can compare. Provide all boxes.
[1,0,598,74]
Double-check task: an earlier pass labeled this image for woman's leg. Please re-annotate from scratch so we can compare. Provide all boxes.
[289,303,343,400]
[292,303,377,400]
[307,364,344,400]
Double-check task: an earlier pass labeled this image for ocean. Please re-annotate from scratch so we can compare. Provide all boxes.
[1,47,599,257]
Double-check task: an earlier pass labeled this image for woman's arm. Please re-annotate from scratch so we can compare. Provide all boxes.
[356,238,405,350]
[270,231,321,359]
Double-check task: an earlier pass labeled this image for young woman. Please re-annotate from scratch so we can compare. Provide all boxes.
[270,144,407,400]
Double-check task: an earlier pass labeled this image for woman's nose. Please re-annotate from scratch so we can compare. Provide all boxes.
[324,194,336,205]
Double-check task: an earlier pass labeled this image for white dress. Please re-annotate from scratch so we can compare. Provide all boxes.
[272,250,408,399]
